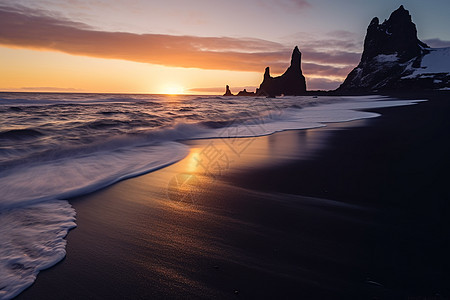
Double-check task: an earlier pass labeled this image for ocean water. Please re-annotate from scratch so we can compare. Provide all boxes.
[0,92,424,299]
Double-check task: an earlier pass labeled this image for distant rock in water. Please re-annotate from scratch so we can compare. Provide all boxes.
[222,85,256,97]
[257,46,307,97]
[338,5,450,92]
[223,85,234,96]
[236,89,255,96]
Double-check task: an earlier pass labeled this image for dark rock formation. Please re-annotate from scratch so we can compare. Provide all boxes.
[338,5,449,92]
[257,46,307,96]
[224,46,307,97]
[223,85,234,96]
[236,89,255,96]
[361,5,428,63]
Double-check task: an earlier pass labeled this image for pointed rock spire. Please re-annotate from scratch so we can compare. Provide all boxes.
[290,46,303,74]
[264,67,271,80]
[257,46,306,96]
[223,85,233,96]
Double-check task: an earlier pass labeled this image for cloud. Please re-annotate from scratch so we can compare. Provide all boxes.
[188,87,227,93]
[302,50,360,66]
[325,30,359,39]
[0,4,358,89]
[423,38,450,48]
[257,0,311,12]
[5,86,83,92]
[305,77,343,91]
[283,0,311,9]
[0,5,291,72]
[278,31,362,71]
[302,62,353,77]
[188,86,258,94]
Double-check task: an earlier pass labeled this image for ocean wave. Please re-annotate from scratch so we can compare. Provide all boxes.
[198,120,233,128]
[0,93,163,106]
[0,141,189,210]
[0,129,43,140]
[8,107,23,112]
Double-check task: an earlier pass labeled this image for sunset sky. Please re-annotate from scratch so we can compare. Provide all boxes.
[1,0,449,94]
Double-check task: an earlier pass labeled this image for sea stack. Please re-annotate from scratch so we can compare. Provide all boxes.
[257,46,307,97]
[337,5,450,92]
[236,89,255,96]
[223,85,234,96]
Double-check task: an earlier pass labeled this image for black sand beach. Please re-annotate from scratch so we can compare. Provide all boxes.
[17,92,450,299]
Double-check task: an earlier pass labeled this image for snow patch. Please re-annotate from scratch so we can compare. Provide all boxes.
[403,47,450,78]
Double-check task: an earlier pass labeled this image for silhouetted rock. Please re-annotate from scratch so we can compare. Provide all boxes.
[338,5,449,92]
[257,46,307,96]
[362,5,428,63]
[223,85,234,96]
[236,89,255,96]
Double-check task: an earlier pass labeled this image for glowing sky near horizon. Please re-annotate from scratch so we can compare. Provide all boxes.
[0,0,449,94]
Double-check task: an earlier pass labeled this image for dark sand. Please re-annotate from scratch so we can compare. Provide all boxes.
[18,92,450,299]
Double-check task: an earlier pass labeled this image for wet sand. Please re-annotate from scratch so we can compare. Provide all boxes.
[18,92,450,299]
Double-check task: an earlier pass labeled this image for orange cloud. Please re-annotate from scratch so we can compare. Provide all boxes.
[9,86,83,92]
[0,6,287,72]
[0,5,357,79]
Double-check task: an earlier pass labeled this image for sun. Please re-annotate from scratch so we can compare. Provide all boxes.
[161,84,185,95]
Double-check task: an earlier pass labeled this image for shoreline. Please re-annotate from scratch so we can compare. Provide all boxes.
[16,92,450,299]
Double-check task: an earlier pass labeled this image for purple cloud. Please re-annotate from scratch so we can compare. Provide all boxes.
[306,77,343,91]
[423,38,450,48]
[286,0,311,9]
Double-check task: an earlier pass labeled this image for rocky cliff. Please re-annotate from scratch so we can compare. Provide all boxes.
[338,5,450,92]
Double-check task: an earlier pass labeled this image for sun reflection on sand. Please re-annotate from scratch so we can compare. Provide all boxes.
[112,126,351,211]
[185,148,202,173]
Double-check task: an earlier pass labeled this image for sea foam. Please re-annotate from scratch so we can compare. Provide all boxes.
[0,200,76,300]
[0,142,189,209]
